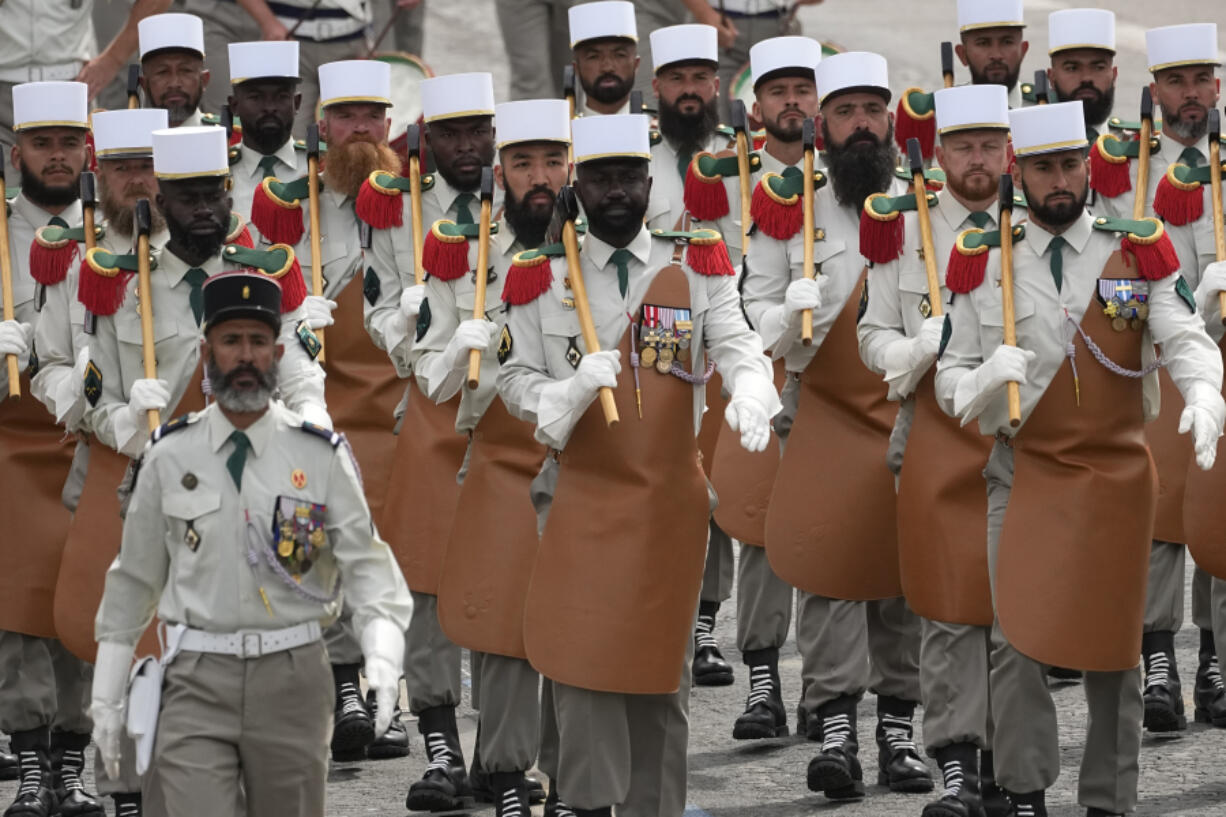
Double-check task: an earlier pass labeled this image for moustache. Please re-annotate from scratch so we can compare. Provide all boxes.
[222,363,263,387]
[675,94,705,107]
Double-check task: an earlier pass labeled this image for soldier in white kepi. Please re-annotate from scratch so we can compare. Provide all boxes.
[1044,9,1117,142]
[136,13,216,129]
[89,267,413,817]
[954,0,1028,108]
[568,1,639,118]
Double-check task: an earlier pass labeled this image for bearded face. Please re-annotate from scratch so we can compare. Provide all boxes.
[822,119,898,210]
[321,135,402,200]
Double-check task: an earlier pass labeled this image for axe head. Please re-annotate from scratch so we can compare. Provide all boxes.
[126,64,140,97]
[802,117,816,153]
[135,199,152,237]
[1033,70,1049,101]
[998,174,1014,214]
[630,90,644,114]
[0,149,6,181]
[1140,86,1153,122]
[906,138,925,177]
[80,172,97,207]
[480,166,494,201]
[547,185,580,243]
[306,123,320,159]
[1211,108,1222,146]
[562,64,576,100]
[940,42,954,79]
[730,99,749,135]
[221,105,234,137]
[405,122,424,165]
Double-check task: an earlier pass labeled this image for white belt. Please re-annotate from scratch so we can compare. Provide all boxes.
[177,620,321,658]
[0,62,83,84]
[277,16,366,41]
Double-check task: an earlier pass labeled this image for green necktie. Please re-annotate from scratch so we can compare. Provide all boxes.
[185,267,208,326]
[968,211,991,229]
[226,430,251,490]
[453,193,475,225]
[1047,235,1067,292]
[257,155,279,179]
[1179,146,1204,168]
[48,215,69,228]
[610,248,632,297]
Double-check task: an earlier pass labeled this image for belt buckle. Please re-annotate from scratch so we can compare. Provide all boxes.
[240,632,263,658]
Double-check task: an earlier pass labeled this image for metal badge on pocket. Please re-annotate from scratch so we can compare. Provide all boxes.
[271,496,328,578]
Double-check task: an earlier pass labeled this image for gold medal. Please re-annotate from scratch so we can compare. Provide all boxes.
[278,539,294,557]
[640,345,658,367]
[1130,317,1142,331]
[1112,316,1127,332]
[657,345,675,374]
[309,528,325,548]
[1136,303,1149,320]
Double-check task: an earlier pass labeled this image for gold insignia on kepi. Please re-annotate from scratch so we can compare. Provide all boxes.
[497,325,512,365]
[242,285,250,299]
[291,468,307,489]
[181,473,198,490]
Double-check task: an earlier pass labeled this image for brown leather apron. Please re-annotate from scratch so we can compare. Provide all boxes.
[323,274,401,516]
[896,373,995,626]
[1144,370,1191,543]
[379,389,467,594]
[437,398,546,658]
[995,252,1154,672]
[711,358,786,546]
[56,364,207,662]
[523,262,709,695]
[1183,341,1226,580]
[0,371,76,637]
[765,269,901,600]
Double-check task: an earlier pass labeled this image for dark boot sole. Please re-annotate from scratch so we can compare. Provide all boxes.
[693,668,735,686]
[732,720,790,740]
[823,781,866,801]
[330,717,375,759]
[366,740,410,760]
[878,770,935,793]
[1194,706,1226,727]
[52,802,106,817]
[922,798,987,817]
[405,788,473,813]
[0,768,16,782]
[1143,701,1187,732]
[807,759,856,793]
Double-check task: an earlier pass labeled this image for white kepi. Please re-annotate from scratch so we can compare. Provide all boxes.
[934,84,1010,136]
[650,24,717,72]
[318,60,393,109]
[572,113,651,163]
[11,81,88,133]
[138,13,205,59]
[1146,24,1219,73]
[957,0,1025,32]
[1048,9,1115,55]
[420,72,496,123]
[1008,101,1089,157]
[92,109,170,159]
[569,1,637,48]
[228,41,301,85]
[152,126,230,179]
[814,51,891,106]
[750,36,822,90]
[496,100,572,150]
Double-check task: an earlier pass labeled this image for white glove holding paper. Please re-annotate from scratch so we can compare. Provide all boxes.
[881,316,944,399]
[0,320,33,370]
[952,344,1035,425]
[302,295,337,330]
[360,618,406,738]
[725,370,781,452]
[445,319,498,369]
[1179,381,1226,471]
[90,640,135,781]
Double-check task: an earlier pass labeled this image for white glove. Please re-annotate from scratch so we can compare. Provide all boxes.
[724,371,780,452]
[445,319,498,369]
[399,285,426,320]
[127,378,170,425]
[299,401,333,430]
[90,640,135,780]
[881,316,945,400]
[302,295,337,330]
[1179,381,1226,471]
[1197,260,1226,299]
[360,618,405,738]
[952,344,1036,424]
[0,320,33,370]
[566,350,621,411]
[784,277,826,316]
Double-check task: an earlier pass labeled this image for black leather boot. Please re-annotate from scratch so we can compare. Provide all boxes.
[1194,628,1226,727]
[330,663,375,761]
[364,688,410,759]
[692,601,734,686]
[0,739,16,782]
[49,731,103,816]
[979,751,1010,817]
[922,743,984,817]
[806,695,864,800]
[1141,631,1186,732]
[1046,666,1082,682]
[4,728,54,817]
[572,809,612,817]
[490,771,529,817]
[732,647,788,739]
[875,696,934,792]
[544,780,576,817]
[1005,788,1047,817]
[405,705,471,812]
[111,793,142,817]
[1085,809,1122,816]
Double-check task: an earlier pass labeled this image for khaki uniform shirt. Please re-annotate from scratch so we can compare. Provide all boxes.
[95,400,412,647]
[231,138,306,229]
[409,221,522,433]
[0,0,93,77]
[1094,133,1209,220]
[1168,182,1226,342]
[742,176,909,374]
[84,246,327,457]
[647,131,747,265]
[935,210,1221,435]
[497,226,775,450]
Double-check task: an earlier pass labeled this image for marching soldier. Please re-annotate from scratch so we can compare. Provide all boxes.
[249,58,409,762]
[935,100,1224,817]
[497,112,780,817]
[0,80,103,817]
[226,41,305,224]
[1092,23,1222,735]
[1044,10,1117,142]
[569,2,638,118]
[88,268,413,817]
[358,71,499,812]
[722,34,821,742]
[743,51,930,800]
[136,13,217,129]
[857,84,1013,817]
[413,98,571,817]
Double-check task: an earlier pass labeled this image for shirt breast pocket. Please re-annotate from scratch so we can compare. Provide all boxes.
[541,310,584,374]
[116,304,183,347]
[162,488,222,555]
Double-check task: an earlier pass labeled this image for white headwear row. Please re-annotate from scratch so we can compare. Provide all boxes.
[569,1,637,48]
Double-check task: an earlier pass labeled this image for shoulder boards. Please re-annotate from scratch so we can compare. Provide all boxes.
[1108,117,1163,136]
[686,150,762,220]
[83,246,153,275]
[1093,216,1179,280]
[946,226,1021,294]
[228,143,242,166]
[893,165,946,188]
[1012,191,1028,209]
[1019,82,1058,105]
[355,170,435,230]
[151,412,199,444]
[361,170,436,196]
[954,225,1024,251]
[32,223,103,286]
[715,124,736,138]
[503,246,561,306]
[298,421,342,447]
[1089,133,1146,199]
[294,139,307,151]
[1091,215,1156,236]
[1152,161,1226,226]
[79,247,153,316]
[422,220,471,281]
[250,175,313,245]
[898,88,935,121]
[262,175,313,206]
[895,88,937,159]
[226,212,254,247]
[649,129,662,147]
[1092,132,1159,163]
[864,190,938,219]
[222,242,307,310]
[861,191,936,264]
[690,151,762,182]
[201,112,221,126]
[4,185,18,203]
[650,228,735,277]
[750,167,825,241]
[33,223,102,248]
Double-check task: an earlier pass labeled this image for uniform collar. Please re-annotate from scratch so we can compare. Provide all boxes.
[158,243,223,286]
[758,144,799,175]
[580,98,630,117]
[583,225,652,269]
[178,109,204,129]
[1023,209,1094,256]
[432,172,482,218]
[12,192,81,228]
[1159,131,1210,165]
[206,400,277,457]
[246,137,300,180]
[936,189,998,232]
[493,219,523,257]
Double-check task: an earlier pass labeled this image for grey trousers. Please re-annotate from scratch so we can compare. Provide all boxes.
[712,12,801,122]
[985,441,1142,812]
[149,643,332,817]
[1214,577,1226,669]
[920,618,992,754]
[700,518,735,604]
[495,0,572,101]
[322,602,363,665]
[404,591,463,715]
[371,0,425,56]
[0,632,91,735]
[553,638,693,816]
[1145,540,1186,633]
[477,653,540,773]
[735,543,793,653]
[538,679,560,780]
